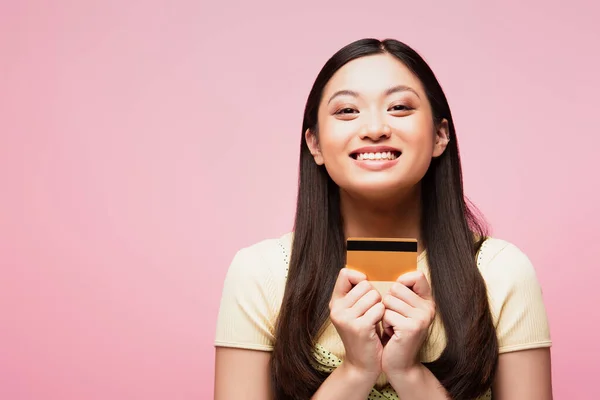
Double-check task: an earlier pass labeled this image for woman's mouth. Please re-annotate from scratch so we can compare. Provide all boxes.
[350,151,401,161]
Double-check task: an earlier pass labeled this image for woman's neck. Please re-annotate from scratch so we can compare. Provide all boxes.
[340,186,422,252]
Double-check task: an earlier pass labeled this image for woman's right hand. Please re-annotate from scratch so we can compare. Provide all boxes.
[329,268,385,378]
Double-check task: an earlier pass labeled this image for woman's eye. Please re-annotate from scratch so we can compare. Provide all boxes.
[390,105,411,111]
[336,108,357,115]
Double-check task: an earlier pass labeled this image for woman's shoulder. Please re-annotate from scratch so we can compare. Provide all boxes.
[227,231,293,281]
[477,237,538,280]
[476,236,547,319]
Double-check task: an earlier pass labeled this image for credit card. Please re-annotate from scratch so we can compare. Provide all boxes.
[346,237,418,282]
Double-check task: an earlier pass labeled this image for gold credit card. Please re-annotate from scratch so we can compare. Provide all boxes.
[346,237,418,282]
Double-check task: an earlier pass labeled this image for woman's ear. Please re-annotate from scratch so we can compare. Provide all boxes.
[305,128,324,165]
[433,119,450,158]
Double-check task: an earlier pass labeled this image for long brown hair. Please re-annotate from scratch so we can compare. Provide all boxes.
[270,38,498,400]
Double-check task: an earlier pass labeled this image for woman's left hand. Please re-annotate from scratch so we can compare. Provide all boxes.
[381,271,436,375]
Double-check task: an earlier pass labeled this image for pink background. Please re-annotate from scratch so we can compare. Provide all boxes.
[1,0,599,399]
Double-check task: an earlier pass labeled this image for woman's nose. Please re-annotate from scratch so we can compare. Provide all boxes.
[360,115,392,140]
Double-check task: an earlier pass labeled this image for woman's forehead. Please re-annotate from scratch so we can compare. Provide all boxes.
[322,54,423,99]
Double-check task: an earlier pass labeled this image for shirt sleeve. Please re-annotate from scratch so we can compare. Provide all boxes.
[214,246,277,351]
[481,241,552,354]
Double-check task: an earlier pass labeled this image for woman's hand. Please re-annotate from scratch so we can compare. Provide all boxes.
[381,271,435,375]
[329,268,386,378]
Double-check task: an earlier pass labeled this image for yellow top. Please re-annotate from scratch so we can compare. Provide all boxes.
[214,232,552,398]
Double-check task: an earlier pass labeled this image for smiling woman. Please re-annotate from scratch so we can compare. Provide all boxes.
[213,38,552,400]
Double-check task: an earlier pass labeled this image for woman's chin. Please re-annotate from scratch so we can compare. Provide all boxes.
[343,180,417,202]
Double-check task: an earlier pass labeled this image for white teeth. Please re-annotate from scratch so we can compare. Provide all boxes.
[356,151,398,161]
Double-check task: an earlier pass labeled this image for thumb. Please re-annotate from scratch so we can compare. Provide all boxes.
[397,271,432,300]
[331,267,367,301]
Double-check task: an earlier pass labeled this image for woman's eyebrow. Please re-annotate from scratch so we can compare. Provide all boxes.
[385,85,419,98]
[327,89,359,105]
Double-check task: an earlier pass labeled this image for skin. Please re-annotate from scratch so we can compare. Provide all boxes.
[214,53,552,400]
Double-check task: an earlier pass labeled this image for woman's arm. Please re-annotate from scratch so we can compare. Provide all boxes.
[481,242,553,399]
[311,362,379,400]
[214,347,273,400]
[387,364,449,400]
[492,348,553,399]
[388,348,553,400]
[214,347,378,400]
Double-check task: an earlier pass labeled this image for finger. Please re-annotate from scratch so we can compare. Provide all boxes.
[331,268,367,301]
[389,282,425,308]
[397,271,432,299]
[382,317,393,340]
[359,302,385,326]
[382,309,410,331]
[340,280,373,309]
[349,289,381,317]
[344,267,369,286]
[382,293,416,318]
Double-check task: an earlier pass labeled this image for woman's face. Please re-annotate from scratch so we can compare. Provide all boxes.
[306,53,449,199]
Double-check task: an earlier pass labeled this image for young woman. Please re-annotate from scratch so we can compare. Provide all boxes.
[214,38,553,400]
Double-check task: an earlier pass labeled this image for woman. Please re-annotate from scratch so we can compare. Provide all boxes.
[214,38,552,400]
